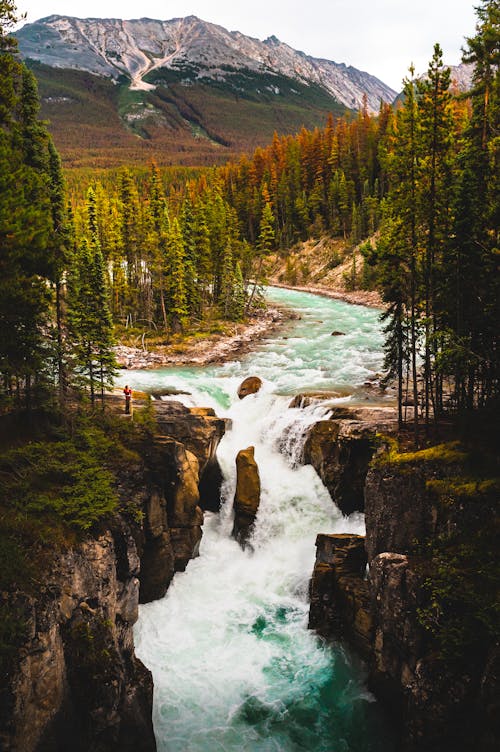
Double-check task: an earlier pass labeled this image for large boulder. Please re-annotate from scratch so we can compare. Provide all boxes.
[232,446,261,545]
[237,376,262,400]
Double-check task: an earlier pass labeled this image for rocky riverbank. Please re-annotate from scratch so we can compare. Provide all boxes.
[270,282,384,309]
[115,307,292,370]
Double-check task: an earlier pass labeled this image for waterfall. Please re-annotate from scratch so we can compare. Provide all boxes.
[123,288,394,751]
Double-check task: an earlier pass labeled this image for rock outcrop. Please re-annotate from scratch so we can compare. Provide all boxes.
[309,534,372,658]
[1,399,226,752]
[364,455,495,562]
[154,401,225,512]
[303,405,397,515]
[308,444,499,752]
[232,446,261,545]
[288,391,345,408]
[364,456,499,750]
[0,524,155,752]
[142,435,204,574]
[237,376,262,400]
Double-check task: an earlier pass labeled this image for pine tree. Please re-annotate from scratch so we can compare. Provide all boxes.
[91,244,116,404]
[418,44,454,421]
[194,204,213,308]
[67,238,116,406]
[445,0,500,411]
[219,239,236,319]
[47,138,72,401]
[181,195,201,316]
[257,201,275,255]
[166,218,188,332]
[231,262,246,321]
[146,162,169,329]
[0,19,55,407]
[380,69,421,439]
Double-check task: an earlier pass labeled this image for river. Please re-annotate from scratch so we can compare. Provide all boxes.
[118,287,395,751]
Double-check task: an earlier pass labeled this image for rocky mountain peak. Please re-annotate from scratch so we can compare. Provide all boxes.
[16,14,396,110]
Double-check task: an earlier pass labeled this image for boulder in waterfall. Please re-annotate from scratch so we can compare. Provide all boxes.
[232,446,261,546]
[331,330,345,336]
[237,376,262,399]
[288,391,345,408]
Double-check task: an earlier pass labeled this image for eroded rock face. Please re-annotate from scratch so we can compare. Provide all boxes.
[139,487,175,604]
[0,528,156,752]
[154,401,225,511]
[144,436,203,573]
[367,550,495,751]
[237,376,262,399]
[364,459,496,563]
[303,407,397,515]
[309,534,372,658]
[363,460,500,750]
[1,399,228,751]
[232,446,261,545]
[369,552,425,705]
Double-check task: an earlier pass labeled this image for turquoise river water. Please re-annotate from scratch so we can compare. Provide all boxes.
[118,287,396,752]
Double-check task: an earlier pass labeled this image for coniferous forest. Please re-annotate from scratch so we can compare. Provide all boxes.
[0,1,499,750]
[1,0,498,427]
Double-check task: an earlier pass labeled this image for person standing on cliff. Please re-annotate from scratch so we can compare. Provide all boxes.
[123,385,132,414]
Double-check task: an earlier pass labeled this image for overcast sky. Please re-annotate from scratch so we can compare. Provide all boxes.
[15,0,478,90]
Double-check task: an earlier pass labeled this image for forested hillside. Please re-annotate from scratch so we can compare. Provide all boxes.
[16,13,397,167]
[1,0,498,434]
[67,6,498,430]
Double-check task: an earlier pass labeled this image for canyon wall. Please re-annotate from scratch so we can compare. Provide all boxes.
[307,421,498,752]
[0,401,225,752]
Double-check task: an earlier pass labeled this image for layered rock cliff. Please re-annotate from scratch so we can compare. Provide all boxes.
[308,438,499,751]
[0,400,225,752]
[0,525,155,752]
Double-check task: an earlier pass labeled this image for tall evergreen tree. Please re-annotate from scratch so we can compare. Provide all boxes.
[445,0,500,410]
[47,138,72,401]
[0,12,56,407]
[379,69,421,437]
[418,44,454,420]
[67,237,116,406]
[166,217,188,332]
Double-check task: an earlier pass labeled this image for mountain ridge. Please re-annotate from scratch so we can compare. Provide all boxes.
[16,14,396,111]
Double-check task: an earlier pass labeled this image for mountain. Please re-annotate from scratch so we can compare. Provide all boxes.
[394,61,475,107]
[448,62,474,92]
[16,15,396,168]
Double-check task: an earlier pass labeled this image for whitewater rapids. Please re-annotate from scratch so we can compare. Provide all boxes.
[121,287,394,751]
